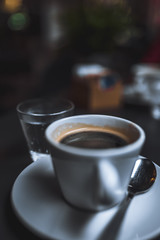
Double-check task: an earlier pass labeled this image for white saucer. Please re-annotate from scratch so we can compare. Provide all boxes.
[11,158,160,240]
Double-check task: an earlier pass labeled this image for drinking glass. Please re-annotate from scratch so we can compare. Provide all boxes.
[17,98,74,161]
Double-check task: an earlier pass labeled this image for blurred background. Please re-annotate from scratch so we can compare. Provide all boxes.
[2,2,160,240]
[0,0,160,114]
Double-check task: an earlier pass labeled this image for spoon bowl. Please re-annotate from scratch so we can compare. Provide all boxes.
[128,157,157,199]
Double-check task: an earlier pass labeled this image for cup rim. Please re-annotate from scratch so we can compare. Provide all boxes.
[16,98,75,117]
[45,114,145,157]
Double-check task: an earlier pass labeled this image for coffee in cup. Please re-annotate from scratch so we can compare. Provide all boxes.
[59,127,129,149]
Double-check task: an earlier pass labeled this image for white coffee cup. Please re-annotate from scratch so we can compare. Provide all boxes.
[45,114,145,211]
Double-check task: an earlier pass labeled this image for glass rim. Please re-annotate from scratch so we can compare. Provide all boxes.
[16,97,75,117]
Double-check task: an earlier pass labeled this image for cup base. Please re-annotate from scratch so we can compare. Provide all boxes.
[61,192,126,212]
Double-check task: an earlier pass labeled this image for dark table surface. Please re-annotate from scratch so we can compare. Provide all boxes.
[1,103,160,240]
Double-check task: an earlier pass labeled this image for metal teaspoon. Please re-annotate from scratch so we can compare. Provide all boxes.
[127,157,157,199]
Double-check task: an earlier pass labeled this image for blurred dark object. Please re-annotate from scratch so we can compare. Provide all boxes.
[139,0,160,63]
[0,0,156,115]
[0,0,43,114]
[70,63,123,110]
[142,32,160,63]
[63,0,135,55]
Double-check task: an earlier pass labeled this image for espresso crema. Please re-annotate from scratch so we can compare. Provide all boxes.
[52,123,134,149]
